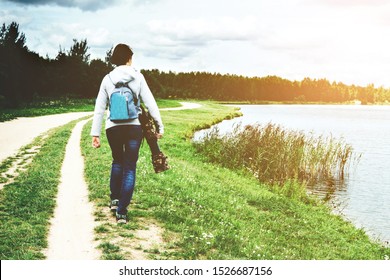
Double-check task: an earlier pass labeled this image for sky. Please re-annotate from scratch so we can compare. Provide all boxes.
[1,0,390,87]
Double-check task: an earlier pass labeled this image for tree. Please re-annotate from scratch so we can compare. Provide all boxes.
[105,46,113,67]
[68,38,90,63]
[88,58,111,97]
[0,22,26,49]
[52,39,92,97]
[0,22,29,107]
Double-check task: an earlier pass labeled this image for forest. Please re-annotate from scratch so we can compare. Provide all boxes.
[1,21,390,109]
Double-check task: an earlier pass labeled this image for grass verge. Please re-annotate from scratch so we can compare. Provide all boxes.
[81,100,390,260]
[0,98,95,122]
[0,117,87,259]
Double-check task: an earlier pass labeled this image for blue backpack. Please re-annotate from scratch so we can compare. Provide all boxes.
[109,81,140,122]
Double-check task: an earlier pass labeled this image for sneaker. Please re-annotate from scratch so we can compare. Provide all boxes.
[116,213,128,224]
[152,152,170,173]
[110,199,119,211]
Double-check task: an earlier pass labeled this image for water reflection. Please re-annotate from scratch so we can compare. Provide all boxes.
[308,177,348,202]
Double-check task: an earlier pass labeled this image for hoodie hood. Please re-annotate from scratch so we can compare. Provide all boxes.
[108,65,138,85]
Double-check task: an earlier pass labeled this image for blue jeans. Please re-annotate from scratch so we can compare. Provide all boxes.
[106,125,142,215]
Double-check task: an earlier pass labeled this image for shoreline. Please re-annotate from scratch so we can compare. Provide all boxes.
[219,101,390,106]
[196,104,389,246]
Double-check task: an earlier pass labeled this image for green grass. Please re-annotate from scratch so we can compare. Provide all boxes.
[81,100,390,260]
[155,98,182,108]
[0,118,85,259]
[0,98,95,122]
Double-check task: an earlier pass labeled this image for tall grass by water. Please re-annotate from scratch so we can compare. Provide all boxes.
[195,122,357,193]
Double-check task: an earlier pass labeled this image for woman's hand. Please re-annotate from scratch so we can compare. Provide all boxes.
[92,136,101,148]
[156,133,163,139]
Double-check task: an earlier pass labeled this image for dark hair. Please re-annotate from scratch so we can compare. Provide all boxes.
[110,44,133,66]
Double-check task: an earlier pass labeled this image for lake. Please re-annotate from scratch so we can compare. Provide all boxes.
[194,104,390,244]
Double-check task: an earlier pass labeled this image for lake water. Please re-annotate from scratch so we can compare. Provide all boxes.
[194,105,390,244]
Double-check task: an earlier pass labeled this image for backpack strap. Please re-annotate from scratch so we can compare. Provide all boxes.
[108,74,139,106]
[115,81,129,88]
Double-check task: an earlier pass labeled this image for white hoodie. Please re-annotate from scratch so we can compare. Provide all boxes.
[90,65,164,137]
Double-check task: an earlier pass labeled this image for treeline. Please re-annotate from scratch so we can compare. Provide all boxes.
[143,70,390,104]
[0,22,111,108]
[1,21,390,109]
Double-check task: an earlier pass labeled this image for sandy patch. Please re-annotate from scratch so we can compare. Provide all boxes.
[44,118,100,260]
[0,145,41,191]
[128,220,166,259]
[96,204,174,260]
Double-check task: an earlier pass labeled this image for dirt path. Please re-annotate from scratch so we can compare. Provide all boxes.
[0,112,92,163]
[160,101,202,111]
[0,102,199,163]
[44,118,100,259]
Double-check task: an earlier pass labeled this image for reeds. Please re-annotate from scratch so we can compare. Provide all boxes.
[195,122,356,188]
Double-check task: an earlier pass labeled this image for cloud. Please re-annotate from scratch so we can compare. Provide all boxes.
[142,16,262,61]
[36,22,112,57]
[148,16,261,44]
[318,0,388,6]
[132,0,165,6]
[0,8,27,24]
[3,0,123,11]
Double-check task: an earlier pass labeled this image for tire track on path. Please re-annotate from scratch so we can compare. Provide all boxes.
[44,118,100,259]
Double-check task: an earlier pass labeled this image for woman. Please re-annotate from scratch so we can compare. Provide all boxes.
[91,43,164,223]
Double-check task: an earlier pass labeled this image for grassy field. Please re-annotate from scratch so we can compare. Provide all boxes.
[81,100,390,260]
[1,99,389,260]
